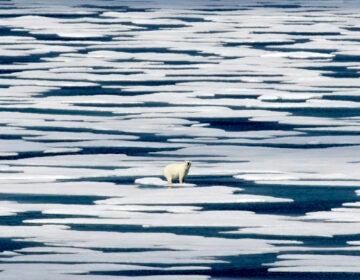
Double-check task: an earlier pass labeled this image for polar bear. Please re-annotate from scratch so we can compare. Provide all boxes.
[163,160,191,184]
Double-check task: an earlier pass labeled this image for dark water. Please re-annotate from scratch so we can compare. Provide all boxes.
[0,0,359,279]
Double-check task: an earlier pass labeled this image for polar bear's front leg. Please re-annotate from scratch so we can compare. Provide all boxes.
[179,175,185,184]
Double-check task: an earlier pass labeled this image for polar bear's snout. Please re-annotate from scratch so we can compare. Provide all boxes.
[163,160,192,184]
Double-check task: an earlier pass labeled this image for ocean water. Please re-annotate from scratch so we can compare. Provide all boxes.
[0,0,360,279]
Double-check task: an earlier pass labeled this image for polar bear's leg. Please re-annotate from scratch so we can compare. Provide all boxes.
[179,175,184,184]
[165,175,173,184]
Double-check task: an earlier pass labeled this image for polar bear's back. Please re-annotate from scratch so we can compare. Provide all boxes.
[163,162,183,178]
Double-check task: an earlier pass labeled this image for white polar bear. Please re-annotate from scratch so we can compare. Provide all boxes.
[163,160,191,184]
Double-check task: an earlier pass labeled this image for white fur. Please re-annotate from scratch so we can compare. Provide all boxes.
[163,160,191,184]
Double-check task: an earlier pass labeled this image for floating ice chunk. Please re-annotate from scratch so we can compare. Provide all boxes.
[0,181,123,196]
[258,181,360,187]
[43,148,81,154]
[300,126,360,132]
[262,52,334,59]
[135,177,167,186]
[0,153,18,157]
[87,50,134,60]
[344,202,360,207]
[165,266,210,271]
[0,224,278,256]
[0,139,48,153]
[235,173,299,182]
[0,251,19,257]
[267,254,360,273]
[224,216,360,237]
[0,263,158,279]
[303,208,360,222]
[135,177,196,187]
[267,240,303,245]
[42,205,202,215]
[0,208,16,217]
[258,95,279,101]
[94,185,292,206]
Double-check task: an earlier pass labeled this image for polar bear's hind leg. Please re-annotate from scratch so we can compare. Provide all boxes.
[165,175,173,184]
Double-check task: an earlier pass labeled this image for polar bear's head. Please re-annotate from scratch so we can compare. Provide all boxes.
[184,160,191,170]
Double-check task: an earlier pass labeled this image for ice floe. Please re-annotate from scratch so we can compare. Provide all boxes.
[267,254,360,273]
[0,0,359,279]
[135,177,196,187]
